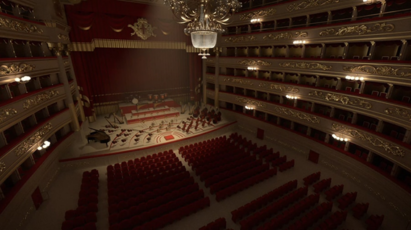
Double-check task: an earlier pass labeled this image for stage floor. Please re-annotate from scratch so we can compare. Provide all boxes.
[60,108,235,160]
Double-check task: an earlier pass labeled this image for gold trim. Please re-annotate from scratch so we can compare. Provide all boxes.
[239,59,271,66]
[270,84,299,93]
[223,77,254,86]
[279,62,331,70]
[287,0,340,12]
[225,36,256,43]
[385,107,411,121]
[128,18,157,40]
[240,8,276,20]
[14,123,53,157]
[0,63,36,75]
[343,65,411,77]
[23,90,60,109]
[236,97,263,107]
[319,23,395,36]
[58,34,69,42]
[0,161,5,173]
[308,91,372,109]
[206,75,215,82]
[332,123,405,157]
[0,16,43,34]
[0,108,17,123]
[274,107,320,123]
[263,31,307,40]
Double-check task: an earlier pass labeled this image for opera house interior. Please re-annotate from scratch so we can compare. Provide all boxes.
[0,0,411,229]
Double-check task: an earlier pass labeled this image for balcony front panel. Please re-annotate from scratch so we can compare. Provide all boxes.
[213,90,411,171]
[220,16,411,46]
[0,13,49,41]
[0,108,71,183]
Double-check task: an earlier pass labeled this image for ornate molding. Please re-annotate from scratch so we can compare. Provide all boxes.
[0,161,5,173]
[23,90,60,110]
[287,0,340,12]
[263,31,307,40]
[236,97,264,107]
[270,84,299,93]
[319,23,395,36]
[385,107,411,121]
[279,62,332,70]
[0,63,36,75]
[240,8,276,20]
[128,18,157,40]
[14,123,53,157]
[0,16,43,34]
[332,123,405,157]
[308,91,372,109]
[225,36,256,43]
[0,108,17,123]
[238,59,271,66]
[223,77,254,86]
[206,75,215,82]
[273,107,320,123]
[58,34,69,42]
[343,65,411,77]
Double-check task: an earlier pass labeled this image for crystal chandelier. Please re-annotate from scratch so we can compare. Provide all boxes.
[164,0,242,59]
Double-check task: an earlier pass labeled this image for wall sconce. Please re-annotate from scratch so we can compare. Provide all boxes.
[247,67,258,71]
[332,134,348,142]
[346,75,364,81]
[37,141,51,150]
[245,105,255,110]
[250,18,262,23]
[286,95,298,99]
[293,40,307,44]
[15,76,31,83]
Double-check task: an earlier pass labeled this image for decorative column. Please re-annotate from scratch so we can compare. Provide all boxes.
[315,75,320,87]
[359,80,366,94]
[368,41,376,60]
[335,77,342,90]
[391,164,399,177]
[10,170,21,184]
[398,40,408,61]
[403,129,411,144]
[320,44,326,59]
[66,49,86,122]
[342,42,349,59]
[351,6,358,21]
[351,112,358,124]
[386,83,394,99]
[324,134,330,143]
[54,46,80,132]
[202,58,207,103]
[379,0,387,17]
[7,39,16,58]
[330,107,335,118]
[366,151,373,163]
[301,45,306,58]
[214,48,220,107]
[285,45,290,58]
[273,20,277,30]
[306,127,311,136]
[344,141,350,151]
[25,41,33,57]
[327,11,332,24]
[306,15,310,27]
[376,119,384,133]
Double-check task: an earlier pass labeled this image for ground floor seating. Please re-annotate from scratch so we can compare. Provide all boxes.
[324,184,344,201]
[352,202,369,219]
[337,192,357,209]
[199,218,226,230]
[315,211,348,230]
[313,178,332,193]
[366,214,384,230]
[285,202,333,230]
[303,172,321,186]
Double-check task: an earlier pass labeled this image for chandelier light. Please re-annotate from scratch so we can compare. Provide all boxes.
[37,140,51,150]
[332,134,348,142]
[293,40,307,44]
[15,76,31,83]
[247,67,258,70]
[286,95,298,99]
[245,105,254,110]
[346,75,364,81]
[164,0,242,59]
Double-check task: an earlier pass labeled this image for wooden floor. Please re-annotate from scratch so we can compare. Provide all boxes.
[24,129,407,230]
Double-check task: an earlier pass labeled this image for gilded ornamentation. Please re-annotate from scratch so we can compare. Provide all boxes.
[270,84,299,93]
[206,75,214,82]
[279,62,332,70]
[223,77,254,86]
[240,8,276,20]
[23,90,60,109]
[58,34,69,41]
[225,36,256,43]
[332,123,405,157]
[14,123,53,157]
[0,16,43,34]
[287,0,340,12]
[0,108,17,123]
[0,161,5,173]
[385,107,411,121]
[308,91,372,109]
[128,18,157,40]
[238,59,271,66]
[273,107,320,123]
[263,31,307,40]
[0,63,35,75]
[319,23,394,36]
[236,97,264,107]
[343,65,411,77]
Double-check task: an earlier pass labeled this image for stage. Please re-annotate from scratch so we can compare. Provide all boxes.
[60,105,236,160]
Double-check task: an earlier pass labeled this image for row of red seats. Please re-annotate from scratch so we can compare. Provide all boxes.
[216,168,277,202]
[259,193,321,230]
[186,147,239,170]
[259,148,275,159]
[109,183,200,224]
[272,155,287,167]
[108,176,195,214]
[132,197,211,230]
[313,178,331,193]
[180,141,228,155]
[210,164,269,194]
[278,160,295,172]
[199,218,226,230]
[239,187,308,230]
[179,137,227,152]
[264,151,280,162]
[337,192,357,209]
[303,171,321,186]
[200,154,254,181]
[315,211,347,230]
[107,150,175,171]
[325,184,344,201]
[366,214,384,230]
[231,180,297,223]
[286,202,333,230]
[194,150,248,176]
[205,159,262,187]
[62,170,99,230]
[182,145,231,163]
[110,190,206,229]
[352,202,369,219]
[252,145,267,156]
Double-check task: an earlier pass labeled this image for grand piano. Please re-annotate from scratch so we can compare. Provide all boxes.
[87,128,111,146]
